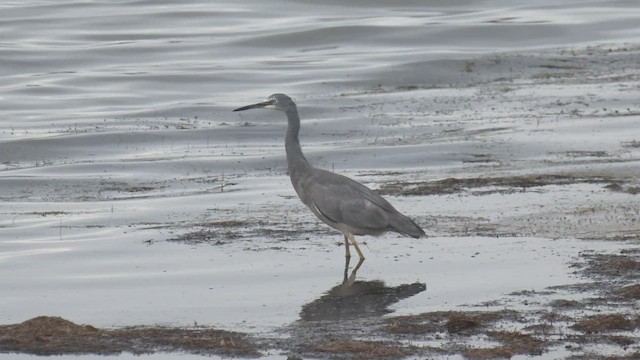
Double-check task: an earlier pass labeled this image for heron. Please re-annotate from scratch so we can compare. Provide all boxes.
[233,93,425,259]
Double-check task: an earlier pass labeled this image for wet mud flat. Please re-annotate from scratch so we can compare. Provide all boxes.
[1,248,639,359]
[2,43,640,359]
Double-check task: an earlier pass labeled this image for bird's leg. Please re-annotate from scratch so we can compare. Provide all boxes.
[343,234,351,258]
[347,233,365,259]
[342,256,350,284]
[346,257,365,285]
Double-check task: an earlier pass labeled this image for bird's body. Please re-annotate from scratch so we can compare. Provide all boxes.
[234,94,424,259]
[294,167,423,238]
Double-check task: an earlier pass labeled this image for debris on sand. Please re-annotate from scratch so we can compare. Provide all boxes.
[616,284,640,299]
[0,316,259,357]
[378,174,613,196]
[386,310,518,336]
[309,339,410,359]
[572,314,638,334]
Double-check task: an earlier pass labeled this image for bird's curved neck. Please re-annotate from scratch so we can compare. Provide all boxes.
[284,106,312,174]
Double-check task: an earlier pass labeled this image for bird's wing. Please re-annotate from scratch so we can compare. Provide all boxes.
[302,169,395,231]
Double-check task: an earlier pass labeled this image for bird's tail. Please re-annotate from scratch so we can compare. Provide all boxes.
[389,212,425,238]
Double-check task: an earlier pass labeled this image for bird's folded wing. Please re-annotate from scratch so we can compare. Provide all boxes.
[305,170,393,230]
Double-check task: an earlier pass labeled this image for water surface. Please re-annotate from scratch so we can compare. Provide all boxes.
[1,0,640,344]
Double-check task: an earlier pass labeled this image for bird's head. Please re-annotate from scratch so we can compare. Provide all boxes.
[233,93,295,112]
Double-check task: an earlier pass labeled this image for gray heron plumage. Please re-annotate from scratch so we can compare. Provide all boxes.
[234,93,425,259]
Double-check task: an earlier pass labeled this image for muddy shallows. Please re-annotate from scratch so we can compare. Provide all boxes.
[3,248,640,359]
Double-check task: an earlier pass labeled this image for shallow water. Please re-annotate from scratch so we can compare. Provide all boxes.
[2,0,640,357]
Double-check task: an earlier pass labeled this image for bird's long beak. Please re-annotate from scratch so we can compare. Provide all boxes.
[233,99,275,112]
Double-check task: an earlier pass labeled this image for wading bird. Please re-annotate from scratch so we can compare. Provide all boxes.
[234,94,424,259]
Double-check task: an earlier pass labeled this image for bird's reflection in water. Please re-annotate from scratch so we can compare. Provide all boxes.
[299,257,427,321]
